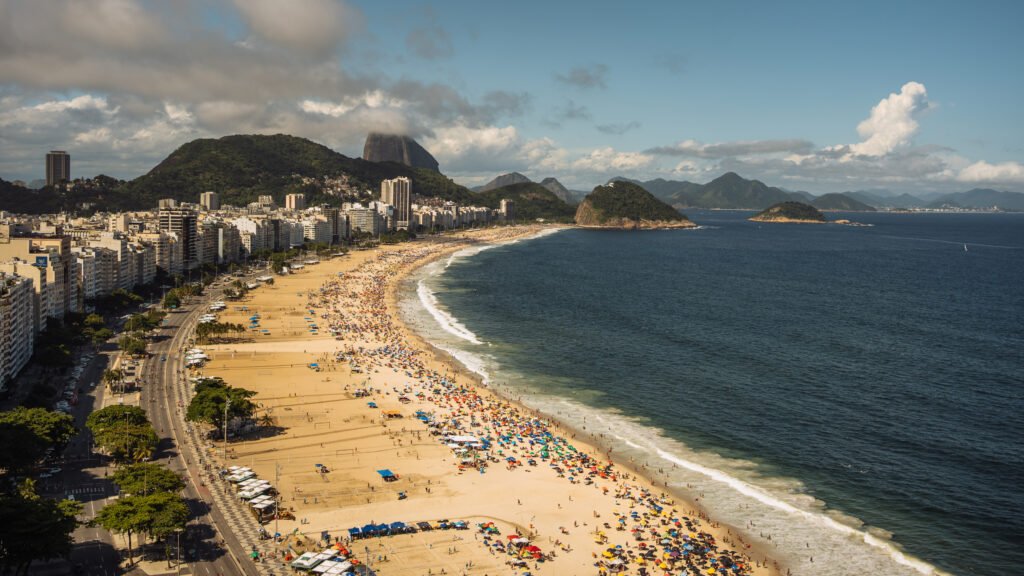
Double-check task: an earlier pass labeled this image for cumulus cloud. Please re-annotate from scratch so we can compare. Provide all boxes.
[572,147,653,173]
[957,161,1024,183]
[846,81,929,157]
[646,139,813,158]
[556,64,608,89]
[232,0,357,57]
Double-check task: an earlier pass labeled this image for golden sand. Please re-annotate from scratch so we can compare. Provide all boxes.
[195,226,779,576]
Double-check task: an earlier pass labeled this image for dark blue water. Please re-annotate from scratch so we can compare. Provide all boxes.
[418,212,1024,576]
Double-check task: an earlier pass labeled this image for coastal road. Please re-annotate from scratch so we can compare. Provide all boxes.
[144,281,286,576]
[142,289,257,576]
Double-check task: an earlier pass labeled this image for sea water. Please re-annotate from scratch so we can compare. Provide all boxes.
[398,212,1024,576]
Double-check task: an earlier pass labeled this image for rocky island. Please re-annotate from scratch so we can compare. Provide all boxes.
[749,201,828,223]
[575,181,697,229]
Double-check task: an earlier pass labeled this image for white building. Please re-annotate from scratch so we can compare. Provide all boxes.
[0,272,35,391]
[285,193,306,211]
[380,177,412,229]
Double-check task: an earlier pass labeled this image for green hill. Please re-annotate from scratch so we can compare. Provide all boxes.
[749,201,827,223]
[125,134,474,208]
[474,182,576,222]
[575,181,694,228]
[811,193,876,211]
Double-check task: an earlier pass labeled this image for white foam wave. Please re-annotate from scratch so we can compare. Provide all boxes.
[416,276,483,344]
[578,408,949,576]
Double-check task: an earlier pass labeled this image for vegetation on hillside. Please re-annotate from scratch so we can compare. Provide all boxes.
[474,182,576,221]
[581,181,687,222]
[750,201,827,222]
[1,135,478,213]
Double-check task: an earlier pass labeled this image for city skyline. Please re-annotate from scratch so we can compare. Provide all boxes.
[1,0,1022,193]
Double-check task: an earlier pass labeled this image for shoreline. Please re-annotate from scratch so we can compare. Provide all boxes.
[385,227,783,575]
[198,225,781,575]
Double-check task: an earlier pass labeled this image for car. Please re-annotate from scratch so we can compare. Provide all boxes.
[37,472,53,479]
[47,467,62,475]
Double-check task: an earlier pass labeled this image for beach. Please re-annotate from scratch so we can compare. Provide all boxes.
[195,225,778,576]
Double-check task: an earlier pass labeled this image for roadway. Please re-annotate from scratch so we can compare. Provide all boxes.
[142,284,262,576]
[36,278,268,576]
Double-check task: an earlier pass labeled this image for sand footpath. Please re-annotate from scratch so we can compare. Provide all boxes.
[195,226,779,576]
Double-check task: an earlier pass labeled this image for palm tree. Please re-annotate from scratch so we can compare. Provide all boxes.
[102,369,124,393]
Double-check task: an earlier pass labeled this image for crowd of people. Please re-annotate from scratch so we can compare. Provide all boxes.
[288,236,765,575]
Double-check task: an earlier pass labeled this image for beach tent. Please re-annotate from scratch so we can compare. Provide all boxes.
[376,469,398,482]
[348,527,361,539]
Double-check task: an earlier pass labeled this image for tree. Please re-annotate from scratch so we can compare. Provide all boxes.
[185,380,257,430]
[86,405,158,463]
[118,335,147,356]
[92,423,158,463]
[141,492,189,567]
[87,327,114,347]
[83,313,106,329]
[102,368,125,392]
[162,291,181,309]
[86,405,149,433]
[0,408,76,473]
[92,491,188,567]
[92,495,145,565]
[0,483,81,574]
[112,463,184,497]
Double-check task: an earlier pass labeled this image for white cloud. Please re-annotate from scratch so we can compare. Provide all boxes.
[957,160,1024,183]
[572,147,653,173]
[232,0,357,57]
[847,81,929,157]
[647,138,813,158]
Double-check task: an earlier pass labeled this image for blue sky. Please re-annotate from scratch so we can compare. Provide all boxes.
[1,0,1022,192]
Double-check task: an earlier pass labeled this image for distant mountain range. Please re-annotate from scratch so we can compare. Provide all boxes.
[603,173,1024,212]
[4,133,1023,216]
[474,173,586,204]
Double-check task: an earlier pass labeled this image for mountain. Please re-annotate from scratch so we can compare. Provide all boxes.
[124,134,473,208]
[362,133,440,172]
[476,172,532,192]
[684,172,801,209]
[574,181,695,229]
[539,177,584,204]
[844,190,922,209]
[610,173,805,209]
[608,176,702,204]
[749,201,827,223]
[811,193,876,211]
[474,182,576,221]
[926,188,1024,211]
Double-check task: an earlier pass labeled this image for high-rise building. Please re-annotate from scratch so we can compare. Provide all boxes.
[157,208,198,270]
[285,193,306,211]
[199,191,220,211]
[380,177,412,229]
[500,198,516,222]
[0,272,36,391]
[158,198,178,209]
[45,151,70,186]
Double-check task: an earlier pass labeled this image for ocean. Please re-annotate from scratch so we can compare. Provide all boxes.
[398,212,1024,576]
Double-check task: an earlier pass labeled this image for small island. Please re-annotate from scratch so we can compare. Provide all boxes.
[575,181,697,229]
[749,201,827,223]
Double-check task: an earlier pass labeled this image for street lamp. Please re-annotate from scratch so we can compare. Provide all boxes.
[175,528,184,576]
[223,397,231,462]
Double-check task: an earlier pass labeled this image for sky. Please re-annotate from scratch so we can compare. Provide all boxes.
[1,0,1023,193]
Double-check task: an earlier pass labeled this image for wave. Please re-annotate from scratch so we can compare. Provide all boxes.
[416,273,483,345]
[399,228,954,576]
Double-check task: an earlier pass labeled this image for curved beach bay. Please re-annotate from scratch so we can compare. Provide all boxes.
[401,212,1024,576]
